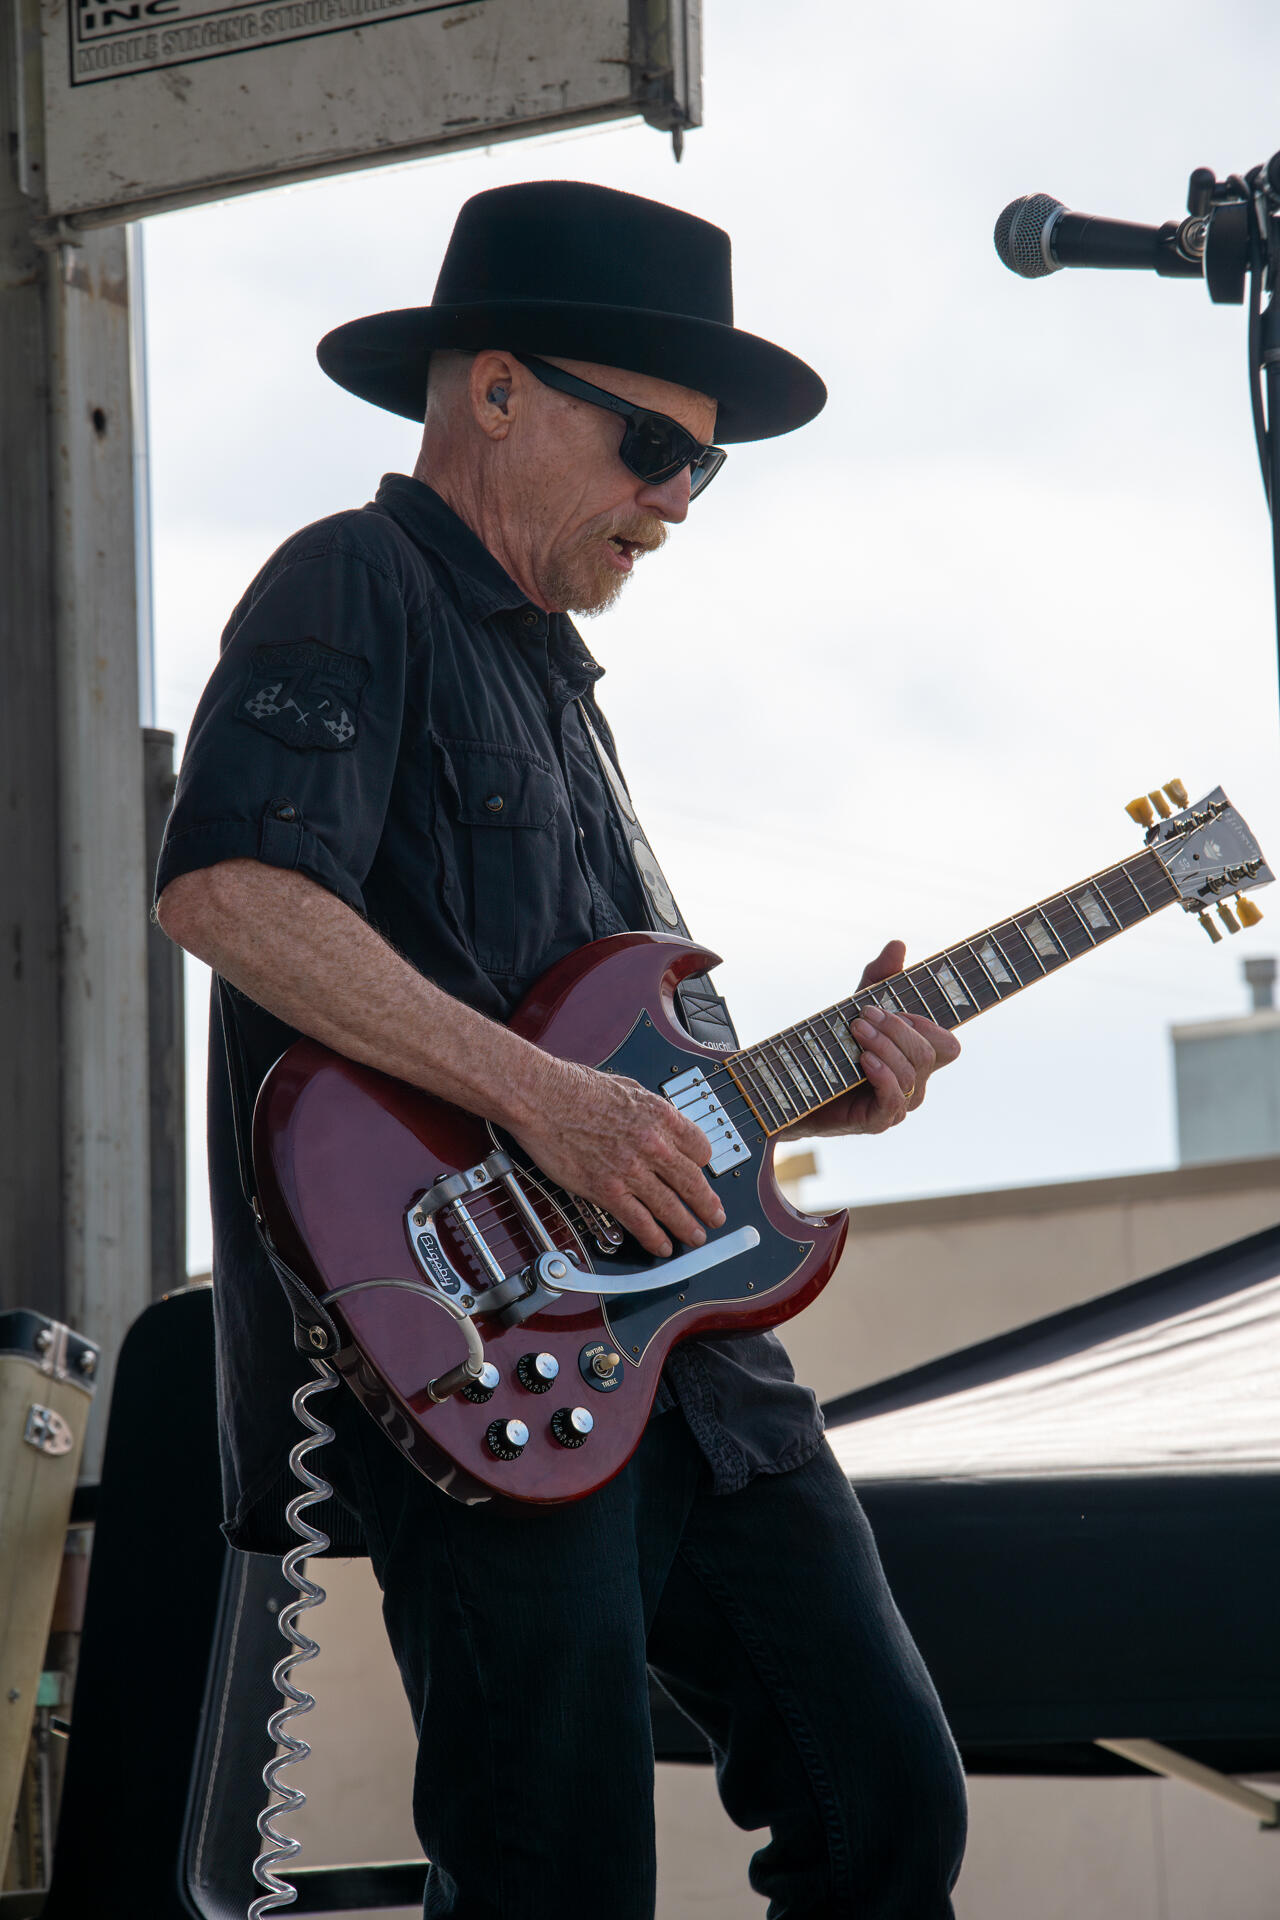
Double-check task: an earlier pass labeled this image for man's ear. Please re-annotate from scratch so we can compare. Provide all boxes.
[470,350,519,440]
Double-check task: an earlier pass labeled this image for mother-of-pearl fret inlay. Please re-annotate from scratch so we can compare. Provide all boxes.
[754,1056,795,1114]
[799,1029,841,1090]
[1024,915,1059,958]
[725,835,1205,1139]
[825,1015,861,1070]
[977,940,1012,984]
[775,1043,819,1103]
[934,963,970,1009]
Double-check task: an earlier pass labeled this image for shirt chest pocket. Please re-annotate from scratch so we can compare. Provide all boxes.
[434,736,565,981]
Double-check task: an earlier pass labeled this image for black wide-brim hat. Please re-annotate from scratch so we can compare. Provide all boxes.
[317,181,826,444]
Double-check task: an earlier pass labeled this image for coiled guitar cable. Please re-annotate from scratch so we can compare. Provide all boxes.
[248,1355,339,1918]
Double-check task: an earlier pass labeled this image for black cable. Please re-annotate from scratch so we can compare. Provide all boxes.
[1246,193,1269,505]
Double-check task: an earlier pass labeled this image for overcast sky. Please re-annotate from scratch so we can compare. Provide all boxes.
[142,0,1280,1272]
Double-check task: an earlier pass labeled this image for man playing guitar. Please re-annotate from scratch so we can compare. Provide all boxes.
[156,181,967,1917]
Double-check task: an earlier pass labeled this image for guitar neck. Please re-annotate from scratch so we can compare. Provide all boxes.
[726,844,1179,1137]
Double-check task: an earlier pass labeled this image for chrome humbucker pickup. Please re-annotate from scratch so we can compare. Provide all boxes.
[662,1065,751,1176]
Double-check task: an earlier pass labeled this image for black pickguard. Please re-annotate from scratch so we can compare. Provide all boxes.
[592,1014,811,1363]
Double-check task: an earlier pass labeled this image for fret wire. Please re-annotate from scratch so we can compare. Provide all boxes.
[1011,917,1049,974]
[762,1037,815,1114]
[799,1020,845,1095]
[720,842,1192,1142]
[892,974,935,1019]
[1094,872,1137,927]
[971,929,1020,990]
[1128,851,1175,913]
[1077,882,1121,935]
[964,940,1001,995]
[978,928,1023,990]
[821,1007,864,1079]
[776,1030,824,1109]
[1144,852,1181,908]
[1030,905,1074,964]
[784,1024,828,1100]
[949,945,992,998]
[912,966,959,1028]
[1039,897,1089,962]
[1111,862,1153,917]
[726,1056,781,1133]
[748,1047,796,1129]
[759,1055,802,1130]
[930,955,976,1018]
[950,947,998,1011]
[1055,891,1097,948]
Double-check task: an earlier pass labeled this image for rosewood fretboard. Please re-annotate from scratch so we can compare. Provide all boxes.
[725,846,1178,1135]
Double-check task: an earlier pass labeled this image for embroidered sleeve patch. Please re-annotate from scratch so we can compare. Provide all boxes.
[237,640,370,751]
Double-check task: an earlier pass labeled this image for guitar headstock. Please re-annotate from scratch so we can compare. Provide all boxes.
[1126,781,1274,942]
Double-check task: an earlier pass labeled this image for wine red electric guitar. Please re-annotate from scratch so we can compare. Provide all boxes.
[253,783,1271,1505]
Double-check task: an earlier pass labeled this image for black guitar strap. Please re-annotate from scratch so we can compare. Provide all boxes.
[217,975,343,1357]
[576,701,739,1052]
[217,975,259,1216]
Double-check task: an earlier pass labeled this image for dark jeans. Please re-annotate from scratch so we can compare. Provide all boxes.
[327,1400,966,1918]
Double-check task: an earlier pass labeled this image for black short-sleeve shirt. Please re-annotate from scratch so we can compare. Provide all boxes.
[157,474,823,1552]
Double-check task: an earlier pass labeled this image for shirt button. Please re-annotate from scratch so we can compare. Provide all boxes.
[485,794,505,813]
[274,804,298,822]
[521,611,539,628]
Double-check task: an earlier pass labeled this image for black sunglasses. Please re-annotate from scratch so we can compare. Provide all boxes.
[512,353,727,499]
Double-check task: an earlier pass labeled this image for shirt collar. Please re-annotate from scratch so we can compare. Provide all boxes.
[373,473,605,694]
[374,473,530,622]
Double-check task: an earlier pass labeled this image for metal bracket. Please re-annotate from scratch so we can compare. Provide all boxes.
[409,1151,515,1224]
[1096,1738,1280,1828]
[23,1403,73,1456]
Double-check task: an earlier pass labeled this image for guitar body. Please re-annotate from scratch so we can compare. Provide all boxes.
[251,785,1273,1505]
[253,933,848,1507]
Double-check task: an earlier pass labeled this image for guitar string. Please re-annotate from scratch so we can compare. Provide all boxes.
[420,856,1183,1250]
[689,862,1179,1125]
[435,892,1130,1248]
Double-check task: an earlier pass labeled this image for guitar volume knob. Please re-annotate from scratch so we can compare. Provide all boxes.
[462,1362,500,1404]
[551,1407,593,1449]
[486,1418,529,1461]
[516,1351,559,1393]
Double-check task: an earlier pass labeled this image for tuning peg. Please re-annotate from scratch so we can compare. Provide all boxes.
[1163,779,1189,808]
[1126,796,1156,828]
[1147,789,1173,819]
[1217,902,1241,935]
[1197,911,1223,943]
[1237,894,1263,928]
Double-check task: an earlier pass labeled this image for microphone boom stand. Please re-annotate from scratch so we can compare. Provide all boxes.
[1191,158,1280,730]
